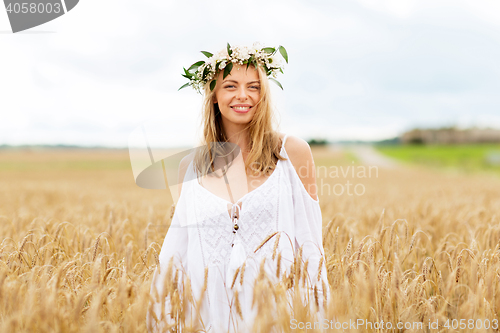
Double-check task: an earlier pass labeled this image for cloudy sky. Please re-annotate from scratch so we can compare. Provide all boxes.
[2,0,500,148]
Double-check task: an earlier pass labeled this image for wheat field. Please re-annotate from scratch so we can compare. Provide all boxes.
[1,147,500,332]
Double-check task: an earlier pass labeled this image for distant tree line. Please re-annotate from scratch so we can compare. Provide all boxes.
[307,138,328,146]
[400,126,500,144]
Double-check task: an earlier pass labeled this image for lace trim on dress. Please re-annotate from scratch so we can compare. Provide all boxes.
[192,134,288,267]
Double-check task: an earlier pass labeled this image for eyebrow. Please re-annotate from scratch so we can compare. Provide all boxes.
[222,80,261,84]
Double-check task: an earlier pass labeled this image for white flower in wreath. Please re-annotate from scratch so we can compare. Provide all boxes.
[207,59,216,67]
[266,54,282,69]
[252,42,263,51]
[255,50,267,61]
[216,49,229,60]
[233,45,251,61]
[196,65,205,79]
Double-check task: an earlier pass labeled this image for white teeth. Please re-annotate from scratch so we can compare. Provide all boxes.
[233,106,250,111]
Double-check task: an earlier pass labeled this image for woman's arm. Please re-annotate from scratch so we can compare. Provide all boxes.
[283,135,329,298]
[147,156,191,332]
[284,135,318,201]
[177,153,193,198]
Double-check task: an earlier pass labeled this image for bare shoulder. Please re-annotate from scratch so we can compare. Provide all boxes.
[283,135,318,201]
[178,152,194,197]
[283,135,310,157]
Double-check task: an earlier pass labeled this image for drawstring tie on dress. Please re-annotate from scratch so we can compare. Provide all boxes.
[230,203,240,244]
[226,202,246,290]
[220,161,247,290]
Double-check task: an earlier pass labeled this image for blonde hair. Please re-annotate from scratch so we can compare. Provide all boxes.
[193,64,286,179]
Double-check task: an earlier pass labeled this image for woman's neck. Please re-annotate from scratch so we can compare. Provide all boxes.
[222,124,251,154]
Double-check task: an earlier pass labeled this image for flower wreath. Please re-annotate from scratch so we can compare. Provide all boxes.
[179,42,288,94]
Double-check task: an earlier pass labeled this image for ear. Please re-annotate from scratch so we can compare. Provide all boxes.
[213,96,217,104]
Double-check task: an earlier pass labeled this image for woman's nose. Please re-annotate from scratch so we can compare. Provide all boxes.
[236,87,248,100]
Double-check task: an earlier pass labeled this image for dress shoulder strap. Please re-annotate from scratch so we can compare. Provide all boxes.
[182,154,198,184]
[281,134,289,152]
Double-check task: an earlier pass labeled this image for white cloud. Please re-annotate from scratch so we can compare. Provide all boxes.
[1,0,500,146]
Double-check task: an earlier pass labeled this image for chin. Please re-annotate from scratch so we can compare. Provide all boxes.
[222,113,254,123]
[233,119,252,124]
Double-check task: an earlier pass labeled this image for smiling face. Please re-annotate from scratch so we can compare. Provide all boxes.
[213,64,261,127]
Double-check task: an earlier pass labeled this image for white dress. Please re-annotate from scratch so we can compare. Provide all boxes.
[147,134,330,332]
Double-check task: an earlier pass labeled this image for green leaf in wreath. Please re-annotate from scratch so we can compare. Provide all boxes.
[201,51,213,58]
[223,62,233,79]
[262,47,275,54]
[227,43,232,57]
[269,78,283,90]
[210,79,217,91]
[252,59,258,69]
[188,61,205,71]
[202,66,209,80]
[178,82,190,91]
[246,55,254,70]
[278,46,288,63]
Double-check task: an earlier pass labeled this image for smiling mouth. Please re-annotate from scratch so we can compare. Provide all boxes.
[231,106,252,111]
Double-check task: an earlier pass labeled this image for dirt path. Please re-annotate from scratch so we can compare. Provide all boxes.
[329,143,401,168]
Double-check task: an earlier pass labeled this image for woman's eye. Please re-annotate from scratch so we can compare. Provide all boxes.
[250,86,260,90]
[224,85,235,89]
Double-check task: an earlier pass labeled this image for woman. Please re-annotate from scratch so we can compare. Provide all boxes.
[147,43,330,332]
